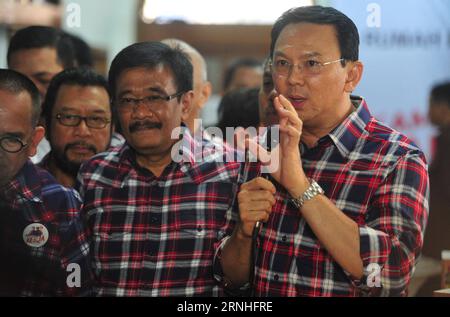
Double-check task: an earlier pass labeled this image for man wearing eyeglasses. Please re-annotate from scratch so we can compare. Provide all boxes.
[39,68,112,188]
[77,42,252,296]
[0,69,91,296]
[216,6,429,297]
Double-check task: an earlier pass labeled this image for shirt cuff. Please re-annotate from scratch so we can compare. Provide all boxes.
[213,235,251,296]
[344,225,392,295]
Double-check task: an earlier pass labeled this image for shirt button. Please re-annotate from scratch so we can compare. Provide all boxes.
[282,235,287,242]
[197,226,203,232]
[150,216,158,223]
[274,274,279,281]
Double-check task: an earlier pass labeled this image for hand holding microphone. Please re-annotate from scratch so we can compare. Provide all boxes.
[236,177,276,239]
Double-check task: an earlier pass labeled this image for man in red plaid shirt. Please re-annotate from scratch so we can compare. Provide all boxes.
[217,6,429,296]
[77,42,250,296]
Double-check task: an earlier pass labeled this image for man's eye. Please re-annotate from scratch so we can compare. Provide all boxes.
[121,98,134,104]
[63,114,77,120]
[146,95,163,101]
[36,77,51,86]
[90,117,104,122]
[275,60,289,67]
[305,60,320,68]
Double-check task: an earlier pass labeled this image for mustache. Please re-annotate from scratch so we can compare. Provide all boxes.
[129,120,162,133]
[64,141,97,154]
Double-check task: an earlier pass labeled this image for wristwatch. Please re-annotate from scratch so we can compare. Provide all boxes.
[290,178,324,209]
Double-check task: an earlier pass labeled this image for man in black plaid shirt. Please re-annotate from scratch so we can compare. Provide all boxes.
[0,69,91,296]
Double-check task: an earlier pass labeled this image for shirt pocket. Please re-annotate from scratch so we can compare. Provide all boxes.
[89,207,137,263]
[173,181,235,234]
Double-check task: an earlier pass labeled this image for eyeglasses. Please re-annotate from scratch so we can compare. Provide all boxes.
[270,58,345,77]
[117,91,185,111]
[56,114,111,129]
[0,136,28,153]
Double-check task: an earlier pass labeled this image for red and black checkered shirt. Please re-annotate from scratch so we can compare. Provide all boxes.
[215,96,429,297]
[77,129,248,296]
[0,161,91,296]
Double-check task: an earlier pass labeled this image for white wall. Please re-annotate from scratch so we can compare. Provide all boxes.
[61,0,138,67]
[332,0,450,160]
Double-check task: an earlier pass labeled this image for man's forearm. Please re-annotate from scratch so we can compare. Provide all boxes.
[220,228,253,286]
[299,194,364,279]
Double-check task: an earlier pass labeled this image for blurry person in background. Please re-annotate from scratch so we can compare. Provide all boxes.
[423,82,450,258]
[161,38,212,135]
[217,87,260,138]
[7,26,76,163]
[223,57,263,94]
[40,68,112,188]
[65,32,94,68]
[8,26,75,101]
[416,82,450,296]
[258,57,278,127]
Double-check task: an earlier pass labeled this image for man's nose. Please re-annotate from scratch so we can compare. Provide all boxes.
[287,65,306,86]
[73,119,92,137]
[132,102,156,120]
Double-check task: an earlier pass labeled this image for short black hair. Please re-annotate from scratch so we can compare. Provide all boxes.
[430,82,450,108]
[108,41,193,102]
[42,67,111,136]
[0,69,41,127]
[270,6,360,65]
[64,32,93,68]
[223,58,262,91]
[7,26,76,69]
[217,87,260,136]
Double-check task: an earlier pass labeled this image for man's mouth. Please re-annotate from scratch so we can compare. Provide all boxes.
[288,95,307,109]
[65,142,97,156]
[69,145,94,154]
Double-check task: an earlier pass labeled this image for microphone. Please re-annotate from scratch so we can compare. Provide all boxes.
[254,125,278,232]
[249,125,278,295]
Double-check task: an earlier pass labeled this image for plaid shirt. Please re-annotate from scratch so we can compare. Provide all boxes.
[0,161,91,296]
[77,128,247,296]
[214,96,429,297]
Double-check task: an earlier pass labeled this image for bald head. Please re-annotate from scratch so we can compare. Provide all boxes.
[161,39,212,133]
[161,38,207,82]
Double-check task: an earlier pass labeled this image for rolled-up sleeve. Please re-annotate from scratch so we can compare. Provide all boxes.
[352,151,429,296]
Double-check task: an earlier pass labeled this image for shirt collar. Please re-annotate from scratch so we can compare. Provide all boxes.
[0,160,43,203]
[116,125,240,184]
[327,96,372,158]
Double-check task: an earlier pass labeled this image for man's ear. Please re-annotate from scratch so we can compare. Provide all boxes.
[181,90,194,122]
[28,126,45,158]
[344,61,364,93]
[198,81,212,109]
